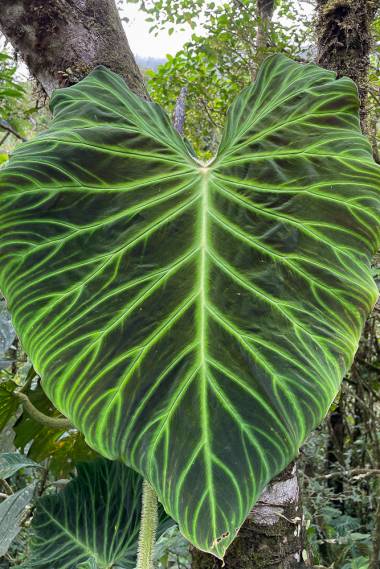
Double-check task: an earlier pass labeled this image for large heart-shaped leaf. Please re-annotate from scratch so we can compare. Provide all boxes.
[22,459,172,569]
[0,55,379,557]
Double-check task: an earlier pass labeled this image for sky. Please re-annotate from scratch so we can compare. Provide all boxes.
[121,4,196,59]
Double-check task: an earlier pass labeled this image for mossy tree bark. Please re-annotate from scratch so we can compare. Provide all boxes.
[256,0,275,58]
[0,0,148,98]
[315,0,378,133]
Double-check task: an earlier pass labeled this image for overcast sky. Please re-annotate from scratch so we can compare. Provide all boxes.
[122,4,196,58]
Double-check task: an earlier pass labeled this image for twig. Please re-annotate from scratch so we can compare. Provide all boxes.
[0,131,10,146]
[310,468,380,481]
[199,97,223,129]
[0,119,26,142]
[1,478,13,495]
[232,0,255,17]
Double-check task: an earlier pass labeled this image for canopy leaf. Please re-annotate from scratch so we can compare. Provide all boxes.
[0,55,379,557]
[22,459,172,569]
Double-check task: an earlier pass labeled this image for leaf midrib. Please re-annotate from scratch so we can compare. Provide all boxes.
[198,166,217,538]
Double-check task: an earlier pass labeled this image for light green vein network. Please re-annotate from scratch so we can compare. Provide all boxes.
[0,54,379,558]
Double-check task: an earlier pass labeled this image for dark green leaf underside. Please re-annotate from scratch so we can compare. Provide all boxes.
[0,55,379,556]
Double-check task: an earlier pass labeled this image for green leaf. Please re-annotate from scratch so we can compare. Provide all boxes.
[0,55,379,557]
[0,381,19,431]
[342,557,370,569]
[77,560,98,569]
[23,459,172,569]
[0,483,35,556]
[44,430,98,478]
[0,452,41,479]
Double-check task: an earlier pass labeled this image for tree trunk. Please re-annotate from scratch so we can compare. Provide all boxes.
[0,0,147,98]
[255,0,275,72]
[191,463,306,569]
[315,0,377,133]
[316,2,379,568]
[256,0,275,53]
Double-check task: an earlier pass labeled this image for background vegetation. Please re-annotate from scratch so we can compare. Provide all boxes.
[0,1,379,568]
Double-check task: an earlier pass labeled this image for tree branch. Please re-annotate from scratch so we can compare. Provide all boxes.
[13,391,72,429]
[0,119,26,142]
[0,479,13,495]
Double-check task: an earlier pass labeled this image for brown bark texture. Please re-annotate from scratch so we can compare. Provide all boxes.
[191,463,307,569]
[0,0,148,98]
[256,0,275,59]
[315,0,378,133]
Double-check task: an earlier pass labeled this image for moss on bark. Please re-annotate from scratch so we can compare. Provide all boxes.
[315,0,377,133]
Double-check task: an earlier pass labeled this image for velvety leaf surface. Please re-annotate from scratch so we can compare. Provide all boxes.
[0,55,379,557]
[22,459,172,569]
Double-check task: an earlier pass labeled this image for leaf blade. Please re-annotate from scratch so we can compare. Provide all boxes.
[23,459,172,569]
[0,452,41,479]
[0,55,379,557]
[0,483,35,556]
